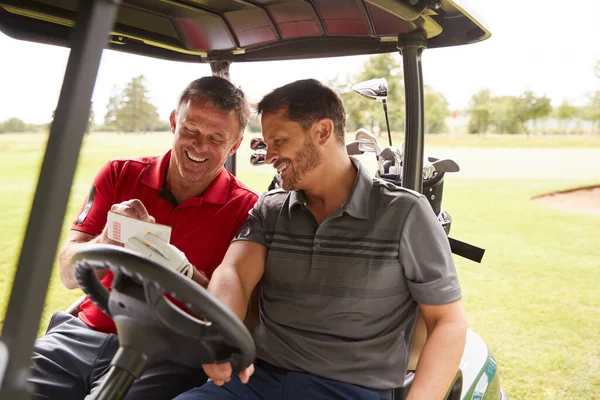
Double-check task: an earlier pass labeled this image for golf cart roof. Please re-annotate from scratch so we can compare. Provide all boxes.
[0,0,490,63]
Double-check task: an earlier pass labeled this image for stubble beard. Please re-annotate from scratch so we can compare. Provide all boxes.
[282,137,321,191]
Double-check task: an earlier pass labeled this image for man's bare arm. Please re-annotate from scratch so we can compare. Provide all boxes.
[407,300,467,400]
[201,240,266,387]
[58,230,116,289]
[207,240,266,321]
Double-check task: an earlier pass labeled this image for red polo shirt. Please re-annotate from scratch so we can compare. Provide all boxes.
[72,151,257,334]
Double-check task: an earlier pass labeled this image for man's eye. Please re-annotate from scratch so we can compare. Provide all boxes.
[209,136,223,144]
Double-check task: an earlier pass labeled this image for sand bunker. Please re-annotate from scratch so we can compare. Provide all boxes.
[532,185,600,215]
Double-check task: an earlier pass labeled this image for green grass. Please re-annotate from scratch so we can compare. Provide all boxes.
[1,131,599,399]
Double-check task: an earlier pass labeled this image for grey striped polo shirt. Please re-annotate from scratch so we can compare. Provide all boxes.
[234,157,461,390]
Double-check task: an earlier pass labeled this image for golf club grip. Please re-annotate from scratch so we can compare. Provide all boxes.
[448,237,485,263]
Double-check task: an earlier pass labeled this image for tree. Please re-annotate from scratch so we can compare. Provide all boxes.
[0,117,26,133]
[424,87,450,133]
[554,100,578,131]
[103,76,160,132]
[518,90,552,132]
[246,114,261,133]
[103,85,121,130]
[581,90,600,133]
[488,95,524,134]
[467,89,493,134]
[330,54,405,137]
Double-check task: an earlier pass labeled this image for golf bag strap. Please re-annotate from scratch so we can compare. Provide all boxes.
[448,237,485,263]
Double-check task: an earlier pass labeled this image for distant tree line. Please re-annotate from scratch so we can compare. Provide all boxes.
[2,61,599,135]
[326,55,599,135]
[1,75,168,134]
[466,88,599,134]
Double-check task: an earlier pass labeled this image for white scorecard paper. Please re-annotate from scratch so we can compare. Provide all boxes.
[107,211,172,244]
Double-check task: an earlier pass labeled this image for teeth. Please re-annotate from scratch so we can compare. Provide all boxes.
[276,164,287,174]
[186,151,207,163]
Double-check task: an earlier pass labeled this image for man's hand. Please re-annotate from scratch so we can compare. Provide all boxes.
[58,199,156,289]
[125,233,194,279]
[203,362,254,386]
[98,199,156,246]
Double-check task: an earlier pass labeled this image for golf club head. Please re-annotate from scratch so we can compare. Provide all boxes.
[379,146,402,164]
[352,78,388,102]
[346,141,364,156]
[250,137,267,151]
[431,159,460,173]
[250,152,266,165]
[423,158,460,180]
[354,128,381,155]
[379,146,403,176]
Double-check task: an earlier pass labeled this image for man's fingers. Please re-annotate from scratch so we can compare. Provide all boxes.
[202,362,253,386]
[127,199,153,222]
[110,203,138,219]
[110,199,154,223]
[239,363,255,384]
[203,363,233,384]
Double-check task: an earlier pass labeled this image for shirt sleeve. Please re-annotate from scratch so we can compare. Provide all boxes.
[232,192,268,248]
[231,191,259,242]
[400,195,462,305]
[71,160,117,236]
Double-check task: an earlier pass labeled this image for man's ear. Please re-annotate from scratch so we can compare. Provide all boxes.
[228,135,244,157]
[169,110,177,134]
[313,118,335,147]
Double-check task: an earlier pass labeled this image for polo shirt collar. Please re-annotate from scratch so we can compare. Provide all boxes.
[288,190,306,217]
[288,157,372,220]
[140,150,231,205]
[140,151,170,191]
[202,168,232,205]
[343,157,372,220]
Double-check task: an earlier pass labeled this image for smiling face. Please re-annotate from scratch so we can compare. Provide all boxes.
[169,98,242,188]
[262,109,322,191]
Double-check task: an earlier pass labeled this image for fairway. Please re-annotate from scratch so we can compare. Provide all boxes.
[1,132,599,399]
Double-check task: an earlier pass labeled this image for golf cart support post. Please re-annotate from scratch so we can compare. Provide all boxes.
[0,1,492,398]
[0,1,121,397]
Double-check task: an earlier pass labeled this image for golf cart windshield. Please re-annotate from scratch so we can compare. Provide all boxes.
[0,1,490,399]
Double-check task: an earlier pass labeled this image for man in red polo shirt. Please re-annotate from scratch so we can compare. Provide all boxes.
[28,76,258,400]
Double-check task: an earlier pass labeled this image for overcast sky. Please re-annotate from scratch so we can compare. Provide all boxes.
[0,0,598,125]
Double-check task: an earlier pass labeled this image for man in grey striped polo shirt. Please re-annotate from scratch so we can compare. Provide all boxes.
[175,79,467,400]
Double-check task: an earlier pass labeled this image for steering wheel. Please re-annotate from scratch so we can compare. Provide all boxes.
[71,244,255,373]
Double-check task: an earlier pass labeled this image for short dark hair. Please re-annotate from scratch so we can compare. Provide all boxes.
[257,79,346,144]
[177,76,250,137]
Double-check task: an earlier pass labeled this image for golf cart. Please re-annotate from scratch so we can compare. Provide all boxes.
[0,1,506,399]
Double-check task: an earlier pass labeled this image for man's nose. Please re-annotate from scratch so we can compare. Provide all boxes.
[265,147,278,165]
[191,135,208,149]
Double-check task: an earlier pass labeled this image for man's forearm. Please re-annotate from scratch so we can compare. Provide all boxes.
[58,237,106,289]
[407,320,467,400]
[207,266,252,322]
